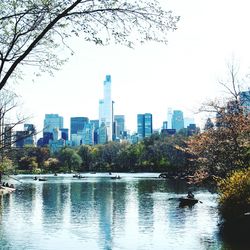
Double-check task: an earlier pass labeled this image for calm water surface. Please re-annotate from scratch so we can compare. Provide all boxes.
[0,173,229,249]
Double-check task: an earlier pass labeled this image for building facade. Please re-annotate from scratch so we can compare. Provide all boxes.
[99,75,113,142]
[172,110,184,132]
[70,117,89,141]
[240,90,250,114]
[44,114,63,133]
[137,113,153,139]
[114,115,125,140]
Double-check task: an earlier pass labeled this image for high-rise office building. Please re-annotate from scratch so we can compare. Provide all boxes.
[114,115,125,139]
[90,119,99,144]
[15,124,36,147]
[44,114,63,133]
[98,122,108,144]
[144,113,153,137]
[162,121,168,129]
[4,125,12,149]
[24,124,36,145]
[59,128,69,141]
[70,117,89,140]
[137,113,153,139]
[184,117,195,128]
[82,123,94,145]
[137,114,145,140]
[167,108,173,129]
[240,90,250,114]
[172,110,184,132]
[99,75,113,142]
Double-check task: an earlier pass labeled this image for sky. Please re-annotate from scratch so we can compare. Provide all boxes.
[12,0,250,135]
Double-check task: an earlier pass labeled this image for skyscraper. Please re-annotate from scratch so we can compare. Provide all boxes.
[240,90,250,114]
[99,75,113,142]
[172,110,184,132]
[70,117,89,141]
[44,114,63,133]
[114,115,125,139]
[167,108,173,129]
[144,113,153,137]
[137,113,153,139]
[137,114,145,140]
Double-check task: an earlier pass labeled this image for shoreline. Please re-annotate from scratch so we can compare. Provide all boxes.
[0,186,16,195]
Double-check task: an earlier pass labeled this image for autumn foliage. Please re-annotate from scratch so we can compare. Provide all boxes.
[217,167,250,220]
[187,111,250,176]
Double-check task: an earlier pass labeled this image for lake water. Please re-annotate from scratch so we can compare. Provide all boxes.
[0,173,230,249]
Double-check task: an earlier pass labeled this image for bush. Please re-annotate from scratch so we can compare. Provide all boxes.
[218,167,250,221]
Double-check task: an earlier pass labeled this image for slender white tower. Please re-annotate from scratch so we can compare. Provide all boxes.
[99,75,113,141]
[167,108,173,129]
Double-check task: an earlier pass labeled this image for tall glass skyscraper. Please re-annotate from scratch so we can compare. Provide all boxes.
[114,115,125,139]
[172,110,184,132]
[137,113,153,139]
[240,90,250,114]
[167,108,173,129]
[99,75,113,142]
[44,114,63,133]
[70,117,89,140]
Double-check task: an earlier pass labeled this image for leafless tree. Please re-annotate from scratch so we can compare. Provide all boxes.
[0,0,179,90]
[0,88,34,159]
[187,63,250,176]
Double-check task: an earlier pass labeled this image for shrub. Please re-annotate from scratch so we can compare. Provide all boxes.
[217,167,250,221]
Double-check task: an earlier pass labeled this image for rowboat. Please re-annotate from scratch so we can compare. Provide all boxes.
[179,197,198,207]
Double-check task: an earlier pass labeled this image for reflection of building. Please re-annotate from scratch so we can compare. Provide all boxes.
[99,75,113,142]
[137,113,153,140]
[172,110,184,132]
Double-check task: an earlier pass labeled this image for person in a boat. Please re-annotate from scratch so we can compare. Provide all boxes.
[187,191,194,199]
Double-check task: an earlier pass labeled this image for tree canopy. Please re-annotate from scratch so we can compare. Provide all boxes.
[0,0,179,90]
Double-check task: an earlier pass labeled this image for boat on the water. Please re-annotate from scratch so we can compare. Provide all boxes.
[73,174,85,179]
[38,178,47,181]
[111,175,121,180]
[179,197,198,207]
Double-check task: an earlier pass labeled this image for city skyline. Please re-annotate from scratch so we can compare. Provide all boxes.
[11,0,250,134]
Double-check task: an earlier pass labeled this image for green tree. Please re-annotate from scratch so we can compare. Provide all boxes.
[0,157,13,182]
[0,0,179,90]
[58,147,82,172]
[77,145,93,171]
[217,168,250,221]
[44,157,60,173]
[18,156,39,173]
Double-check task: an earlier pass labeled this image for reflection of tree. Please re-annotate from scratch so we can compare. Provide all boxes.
[137,180,154,234]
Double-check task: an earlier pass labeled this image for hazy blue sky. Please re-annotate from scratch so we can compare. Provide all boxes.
[13,0,250,134]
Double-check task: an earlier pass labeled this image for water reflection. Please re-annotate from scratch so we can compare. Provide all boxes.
[0,175,227,249]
